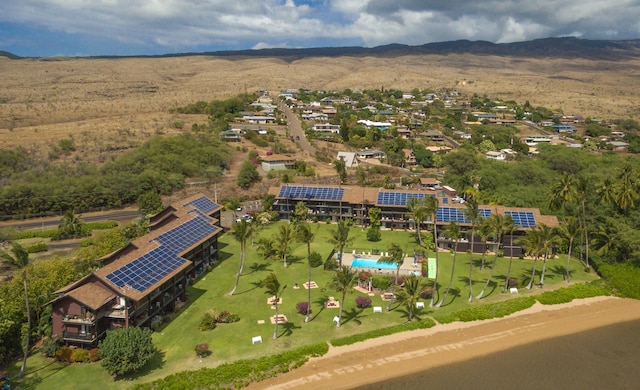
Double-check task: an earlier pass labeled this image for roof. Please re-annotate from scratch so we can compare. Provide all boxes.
[261,154,295,162]
[336,151,358,168]
[64,282,115,311]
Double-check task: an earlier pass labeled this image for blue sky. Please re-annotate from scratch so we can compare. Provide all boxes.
[1,0,639,57]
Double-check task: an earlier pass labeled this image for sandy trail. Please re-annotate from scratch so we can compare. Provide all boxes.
[248,297,640,389]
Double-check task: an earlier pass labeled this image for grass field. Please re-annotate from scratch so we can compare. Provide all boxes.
[5,222,599,389]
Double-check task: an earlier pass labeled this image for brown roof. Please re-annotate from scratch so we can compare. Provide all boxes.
[261,154,295,162]
[420,177,441,185]
[65,282,115,310]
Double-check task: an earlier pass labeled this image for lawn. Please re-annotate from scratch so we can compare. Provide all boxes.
[7,222,599,389]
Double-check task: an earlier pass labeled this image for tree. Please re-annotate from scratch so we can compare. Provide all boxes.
[275,224,294,268]
[548,173,576,218]
[407,197,429,246]
[378,242,404,311]
[558,217,581,283]
[236,160,261,189]
[229,219,254,295]
[331,266,358,327]
[437,222,461,307]
[328,220,353,268]
[99,327,156,377]
[1,243,30,377]
[295,223,316,322]
[367,207,382,242]
[477,217,493,271]
[424,196,440,308]
[260,273,286,339]
[57,210,88,239]
[334,157,347,185]
[501,215,516,294]
[518,228,542,290]
[137,191,163,216]
[463,197,481,302]
[537,224,561,287]
[397,274,423,322]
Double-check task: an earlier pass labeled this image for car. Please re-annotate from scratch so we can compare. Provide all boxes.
[236,206,242,212]
[243,214,252,221]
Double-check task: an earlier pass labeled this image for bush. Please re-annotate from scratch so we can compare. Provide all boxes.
[195,343,211,357]
[599,263,640,299]
[89,348,101,362]
[435,297,537,324]
[42,335,62,358]
[309,251,323,268]
[420,287,434,299]
[199,310,218,331]
[371,275,391,290]
[366,228,381,242]
[331,318,437,347]
[355,296,372,308]
[99,327,157,377]
[508,278,518,287]
[56,346,73,363]
[216,311,240,324]
[536,281,612,305]
[71,348,90,363]
[296,301,310,315]
[27,241,48,253]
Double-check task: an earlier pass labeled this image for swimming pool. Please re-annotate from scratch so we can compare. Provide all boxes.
[351,258,397,270]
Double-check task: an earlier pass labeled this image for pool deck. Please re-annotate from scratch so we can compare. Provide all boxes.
[341,252,421,276]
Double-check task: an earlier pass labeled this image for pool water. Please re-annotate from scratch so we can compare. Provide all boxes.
[351,258,397,270]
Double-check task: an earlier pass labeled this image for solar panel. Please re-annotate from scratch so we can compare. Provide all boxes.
[106,212,219,292]
[377,192,431,206]
[436,207,491,223]
[278,186,344,200]
[504,211,536,228]
[183,196,219,214]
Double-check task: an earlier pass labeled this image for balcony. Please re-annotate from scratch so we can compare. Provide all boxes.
[62,314,95,325]
[63,331,96,342]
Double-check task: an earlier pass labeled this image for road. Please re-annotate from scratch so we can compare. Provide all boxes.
[279,100,316,157]
[0,207,140,230]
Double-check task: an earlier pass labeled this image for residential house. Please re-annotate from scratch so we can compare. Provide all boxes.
[336,151,358,169]
[486,151,506,160]
[261,154,296,171]
[49,194,223,348]
[356,150,385,160]
[403,149,417,166]
[312,123,341,134]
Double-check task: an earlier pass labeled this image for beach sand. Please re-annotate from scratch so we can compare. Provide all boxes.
[247,297,640,389]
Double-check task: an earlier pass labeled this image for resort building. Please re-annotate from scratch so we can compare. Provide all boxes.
[49,194,223,348]
[269,184,558,256]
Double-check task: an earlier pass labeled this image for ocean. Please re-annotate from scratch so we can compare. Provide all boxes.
[355,319,640,390]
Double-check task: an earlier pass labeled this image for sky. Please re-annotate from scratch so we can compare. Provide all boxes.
[1,0,640,57]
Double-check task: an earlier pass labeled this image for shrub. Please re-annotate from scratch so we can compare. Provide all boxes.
[355,296,372,308]
[358,271,371,281]
[195,343,211,357]
[366,228,381,242]
[435,297,536,324]
[536,281,612,305]
[72,348,90,363]
[216,311,240,324]
[296,301,310,315]
[27,241,48,253]
[309,251,323,267]
[41,335,62,358]
[56,346,73,363]
[99,327,157,377]
[372,275,391,290]
[420,287,434,299]
[88,348,101,362]
[332,318,437,347]
[599,263,640,299]
[508,278,518,287]
[199,310,218,331]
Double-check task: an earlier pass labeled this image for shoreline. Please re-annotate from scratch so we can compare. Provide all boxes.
[249,296,640,389]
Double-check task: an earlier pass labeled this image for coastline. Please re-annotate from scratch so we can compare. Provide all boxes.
[248,296,640,389]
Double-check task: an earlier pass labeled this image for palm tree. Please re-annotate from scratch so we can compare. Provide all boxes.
[463,197,481,302]
[328,220,353,268]
[229,219,253,296]
[396,274,423,322]
[378,242,405,311]
[518,228,542,290]
[256,237,278,261]
[575,175,591,270]
[597,177,616,206]
[260,273,286,339]
[424,196,440,308]
[548,173,577,218]
[591,219,618,257]
[407,197,429,246]
[477,213,505,299]
[558,217,581,283]
[537,224,561,288]
[477,217,493,272]
[295,222,316,322]
[59,210,86,239]
[331,266,358,327]
[1,243,31,377]
[436,222,461,307]
[501,215,516,293]
[275,224,294,268]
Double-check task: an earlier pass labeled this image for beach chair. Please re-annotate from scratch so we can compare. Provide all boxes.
[373,306,382,313]
[252,336,262,344]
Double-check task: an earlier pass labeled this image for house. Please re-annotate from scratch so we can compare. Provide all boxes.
[396,126,413,139]
[403,149,417,166]
[425,146,452,154]
[49,194,223,348]
[241,115,275,124]
[419,129,445,142]
[486,151,506,160]
[312,123,341,134]
[220,129,242,142]
[357,119,392,131]
[419,177,442,190]
[356,149,385,159]
[608,141,629,152]
[336,151,358,169]
[260,154,296,171]
[553,124,576,133]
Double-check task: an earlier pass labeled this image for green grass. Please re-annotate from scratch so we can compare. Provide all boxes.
[6,222,600,389]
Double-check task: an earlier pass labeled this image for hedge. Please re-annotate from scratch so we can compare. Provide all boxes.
[331,318,437,347]
[434,297,537,324]
[535,280,613,305]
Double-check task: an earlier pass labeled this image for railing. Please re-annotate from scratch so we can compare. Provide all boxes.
[63,331,96,341]
[62,315,95,324]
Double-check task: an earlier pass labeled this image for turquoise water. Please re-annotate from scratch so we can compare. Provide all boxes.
[351,258,397,270]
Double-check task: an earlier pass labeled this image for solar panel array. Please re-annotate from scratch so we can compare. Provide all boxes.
[106,212,219,292]
[278,186,344,200]
[183,196,219,214]
[436,207,491,223]
[504,211,536,228]
[377,192,431,206]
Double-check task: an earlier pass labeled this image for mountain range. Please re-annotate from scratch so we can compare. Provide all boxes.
[2,37,640,61]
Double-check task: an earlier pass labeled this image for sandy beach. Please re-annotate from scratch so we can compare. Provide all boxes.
[248,297,640,389]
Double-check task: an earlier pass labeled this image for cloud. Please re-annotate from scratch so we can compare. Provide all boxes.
[1,0,639,56]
